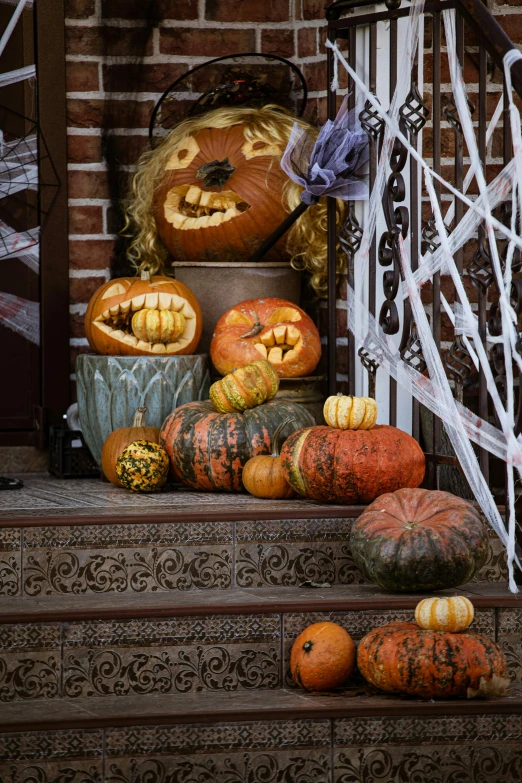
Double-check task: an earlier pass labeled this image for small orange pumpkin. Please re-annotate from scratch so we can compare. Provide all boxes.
[242,418,296,499]
[85,274,202,356]
[290,621,356,692]
[101,407,160,486]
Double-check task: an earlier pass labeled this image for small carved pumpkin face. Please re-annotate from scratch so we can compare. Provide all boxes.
[153,124,290,263]
[85,276,202,356]
[210,297,321,378]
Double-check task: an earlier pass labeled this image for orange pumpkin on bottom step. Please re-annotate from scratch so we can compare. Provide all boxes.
[290,621,356,692]
[101,407,160,486]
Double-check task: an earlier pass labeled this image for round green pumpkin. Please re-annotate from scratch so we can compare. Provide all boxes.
[116,440,169,492]
[160,400,314,492]
[350,488,489,592]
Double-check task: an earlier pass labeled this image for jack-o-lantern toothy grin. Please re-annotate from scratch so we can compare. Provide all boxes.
[85,276,202,357]
[164,184,250,231]
[210,298,321,378]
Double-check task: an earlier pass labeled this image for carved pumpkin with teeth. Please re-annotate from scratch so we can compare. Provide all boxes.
[210,297,321,378]
[85,275,202,356]
[153,125,289,263]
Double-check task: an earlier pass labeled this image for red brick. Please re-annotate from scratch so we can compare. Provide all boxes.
[67,99,103,128]
[303,95,327,124]
[68,170,110,199]
[422,128,457,157]
[303,61,333,92]
[70,275,107,303]
[206,0,289,22]
[103,63,187,93]
[65,0,95,19]
[67,135,103,164]
[102,135,149,166]
[160,28,255,57]
[68,99,155,129]
[102,0,198,19]
[70,311,86,339]
[66,26,153,57]
[300,0,325,20]
[423,52,479,84]
[66,62,99,92]
[297,27,317,57]
[70,239,117,270]
[69,206,104,235]
[261,29,295,58]
[420,274,479,304]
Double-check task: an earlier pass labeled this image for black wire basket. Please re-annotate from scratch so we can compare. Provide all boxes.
[48,427,100,479]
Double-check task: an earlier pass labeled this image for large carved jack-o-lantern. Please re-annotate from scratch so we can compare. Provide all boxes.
[153,125,289,263]
[210,297,321,378]
[85,275,202,356]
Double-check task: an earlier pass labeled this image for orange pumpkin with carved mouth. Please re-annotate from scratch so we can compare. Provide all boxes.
[210,297,321,378]
[85,275,202,356]
[153,125,290,263]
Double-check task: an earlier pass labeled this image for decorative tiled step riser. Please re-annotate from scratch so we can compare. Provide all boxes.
[0,520,508,596]
[2,716,522,782]
[1,608,520,702]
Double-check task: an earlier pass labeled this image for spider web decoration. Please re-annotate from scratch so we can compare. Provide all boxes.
[0,107,59,263]
[326,0,522,592]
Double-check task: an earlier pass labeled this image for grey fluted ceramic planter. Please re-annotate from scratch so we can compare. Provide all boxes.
[76,354,210,465]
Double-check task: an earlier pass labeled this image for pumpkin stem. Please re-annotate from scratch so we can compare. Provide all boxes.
[133,407,147,427]
[303,641,314,653]
[271,418,295,457]
[196,158,235,188]
[240,319,263,339]
[140,270,151,281]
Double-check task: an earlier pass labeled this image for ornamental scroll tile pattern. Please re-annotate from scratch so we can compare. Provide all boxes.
[0,729,103,783]
[22,522,233,595]
[105,720,331,756]
[235,518,363,588]
[0,527,20,596]
[106,751,330,783]
[333,745,522,783]
[62,615,281,698]
[0,624,60,702]
[497,608,522,682]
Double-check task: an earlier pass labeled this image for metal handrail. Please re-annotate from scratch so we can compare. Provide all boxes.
[326,0,522,97]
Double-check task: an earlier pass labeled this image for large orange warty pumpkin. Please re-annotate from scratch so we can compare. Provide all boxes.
[358,622,509,699]
[280,425,425,504]
[210,298,321,378]
[160,400,314,492]
[85,275,202,356]
[153,125,290,264]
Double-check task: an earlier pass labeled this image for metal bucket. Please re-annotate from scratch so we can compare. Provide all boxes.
[173,261,301,355]
[274,375,326,425]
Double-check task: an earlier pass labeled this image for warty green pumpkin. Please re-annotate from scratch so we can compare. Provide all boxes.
[160,400,314,492]
[115,440,169,492]
[350,488,489,592]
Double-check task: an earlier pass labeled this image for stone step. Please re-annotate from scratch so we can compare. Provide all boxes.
[0,478,508,597]
[1,687,522,782]
[1,585,520,703]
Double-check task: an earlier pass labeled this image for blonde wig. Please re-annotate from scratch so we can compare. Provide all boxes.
[123,104,346,297]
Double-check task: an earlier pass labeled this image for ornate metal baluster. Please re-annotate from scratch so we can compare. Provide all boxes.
[358,347,380,400]
[444,335,476,404]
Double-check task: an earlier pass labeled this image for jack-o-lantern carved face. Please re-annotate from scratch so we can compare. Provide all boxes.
[85,276,202,356]
[210,297,321,378]
[153,125,290,263]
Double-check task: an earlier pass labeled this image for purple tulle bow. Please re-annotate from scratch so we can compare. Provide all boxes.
[281,97,369,205]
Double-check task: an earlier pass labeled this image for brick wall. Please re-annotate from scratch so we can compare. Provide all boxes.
[65,0,521,396]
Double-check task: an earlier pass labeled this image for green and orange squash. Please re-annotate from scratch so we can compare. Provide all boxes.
[358,621,509,699]
[280,425,425,504]
[209,359,279,413]
[160,400,314,492]
[115,440,170,492]
[350,488,489,591]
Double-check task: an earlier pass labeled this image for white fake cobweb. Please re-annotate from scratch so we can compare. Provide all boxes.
[327,0,522,591]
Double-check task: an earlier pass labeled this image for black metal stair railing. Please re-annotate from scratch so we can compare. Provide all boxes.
[325,0,522,573]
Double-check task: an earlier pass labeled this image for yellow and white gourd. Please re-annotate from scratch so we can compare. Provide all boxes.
[323,394,377,430]
[415,596,475,632]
